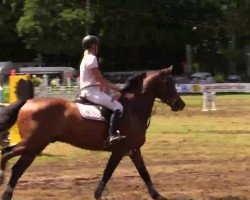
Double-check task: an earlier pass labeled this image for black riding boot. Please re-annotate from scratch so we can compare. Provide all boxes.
[108,109,125,144]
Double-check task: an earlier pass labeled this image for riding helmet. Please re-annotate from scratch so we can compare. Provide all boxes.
[82,35,99,50]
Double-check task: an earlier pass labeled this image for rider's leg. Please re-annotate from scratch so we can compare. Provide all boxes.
[108,109,124,143]
[85,87,125,144]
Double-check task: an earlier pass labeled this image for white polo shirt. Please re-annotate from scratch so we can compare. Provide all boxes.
[80,53,100,89]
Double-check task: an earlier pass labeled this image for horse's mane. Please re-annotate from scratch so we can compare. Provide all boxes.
[121,72,147,93]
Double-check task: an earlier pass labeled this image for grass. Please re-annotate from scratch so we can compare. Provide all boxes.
[144,94,250,158]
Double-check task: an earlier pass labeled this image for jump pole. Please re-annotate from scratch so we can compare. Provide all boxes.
[202,92,217,111]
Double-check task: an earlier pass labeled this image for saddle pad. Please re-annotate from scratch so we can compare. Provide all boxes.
[76,103,106,122]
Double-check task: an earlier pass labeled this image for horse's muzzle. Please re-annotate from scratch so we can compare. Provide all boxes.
[171,97,185,112]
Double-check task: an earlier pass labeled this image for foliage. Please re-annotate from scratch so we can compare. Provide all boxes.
[1,85,9,103]
[0,0,250,74]
[30,76,41,87]
[17,0,94,54]
[94,1,225,70]
[214,73,225,83]
[0,0,36,61]
[14,0,228,70]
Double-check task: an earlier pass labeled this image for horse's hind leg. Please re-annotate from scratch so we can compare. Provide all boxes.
[0,145,26,184]
[94,151,125,199]
[130,149,167,200]
[2,152,36,200]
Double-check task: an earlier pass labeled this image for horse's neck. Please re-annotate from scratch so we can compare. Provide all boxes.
[138,94,155,118]
[139,77,157,118]
[122,72,157,124]
[124,89,155,121]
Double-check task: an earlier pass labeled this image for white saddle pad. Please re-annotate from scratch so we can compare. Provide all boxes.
[76,103,106,122]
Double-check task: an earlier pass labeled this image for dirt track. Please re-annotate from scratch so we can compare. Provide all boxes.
[0,146,248,200]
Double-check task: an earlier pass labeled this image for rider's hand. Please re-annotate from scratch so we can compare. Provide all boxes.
[99,83,111,93]
[111,83,121,91]
[99,85,110,93]
[112,91,121,100]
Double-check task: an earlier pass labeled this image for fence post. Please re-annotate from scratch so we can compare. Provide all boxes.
[210,92,217,111]
[202,92,217,111]
[38,74,48,97]
[202,92,209,111]
[67,73,72,88]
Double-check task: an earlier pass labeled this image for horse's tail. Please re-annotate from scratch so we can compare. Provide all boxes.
[0,78,34,133]
[0,100,27,132]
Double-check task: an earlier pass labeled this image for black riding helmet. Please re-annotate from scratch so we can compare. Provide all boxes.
[82,35,99,50]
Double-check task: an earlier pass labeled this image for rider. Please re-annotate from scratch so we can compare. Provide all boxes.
[80,35,125,145]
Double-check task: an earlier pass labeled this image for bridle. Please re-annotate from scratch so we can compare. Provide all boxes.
[157,75,178,107]
[147,74,178,129]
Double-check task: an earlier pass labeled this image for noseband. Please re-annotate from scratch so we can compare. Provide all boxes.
[159,75,178,106]
[165,97,178,107]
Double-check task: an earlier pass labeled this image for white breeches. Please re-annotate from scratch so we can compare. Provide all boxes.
[80,86,123,112]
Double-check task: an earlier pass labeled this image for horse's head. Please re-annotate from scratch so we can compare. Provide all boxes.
[155,66,185,111]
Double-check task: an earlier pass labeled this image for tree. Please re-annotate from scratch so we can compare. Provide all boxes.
[2,0,248,74]
[212,0,250,75]
[0,0,35,61]
[94,0,225,72]
[17,0,94,55]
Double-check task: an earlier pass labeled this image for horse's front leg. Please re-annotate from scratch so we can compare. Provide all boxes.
[130,149,168,200]
[94,150,125,199]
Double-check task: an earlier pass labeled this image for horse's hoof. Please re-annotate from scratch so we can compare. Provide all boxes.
[94,181,105,200]
[0,170,4,185]
[94,190,103,200]
[2,191,13,200]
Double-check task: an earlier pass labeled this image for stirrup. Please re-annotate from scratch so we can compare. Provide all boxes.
[108,131,126,143]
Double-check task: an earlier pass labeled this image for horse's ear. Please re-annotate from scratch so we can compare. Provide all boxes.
[160,65,173,75]
[168,65,173,73]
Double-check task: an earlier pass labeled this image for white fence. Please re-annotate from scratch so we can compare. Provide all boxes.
[34,82,250,102]
[35,86,80,101]
[34,74,80,101]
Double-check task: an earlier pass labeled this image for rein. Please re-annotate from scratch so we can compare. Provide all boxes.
[146,115,152,129]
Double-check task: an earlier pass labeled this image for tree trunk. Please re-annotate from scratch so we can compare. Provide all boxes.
[245,41,250,77]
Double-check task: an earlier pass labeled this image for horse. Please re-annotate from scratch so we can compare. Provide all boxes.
[0,67,185,200]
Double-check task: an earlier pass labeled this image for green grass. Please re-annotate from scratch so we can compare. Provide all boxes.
[142,94,250,163]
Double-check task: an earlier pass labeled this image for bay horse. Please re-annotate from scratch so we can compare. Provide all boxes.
[0,67,185,200]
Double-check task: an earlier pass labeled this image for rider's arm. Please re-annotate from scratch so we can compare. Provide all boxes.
[90,68,119,91]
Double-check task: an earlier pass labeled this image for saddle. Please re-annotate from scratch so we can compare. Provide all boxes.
[75,96,112,122]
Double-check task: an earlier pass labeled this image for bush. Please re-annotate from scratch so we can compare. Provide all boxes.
[214,74,225,83]
[30,76,41,87]
[2,85,9,103]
